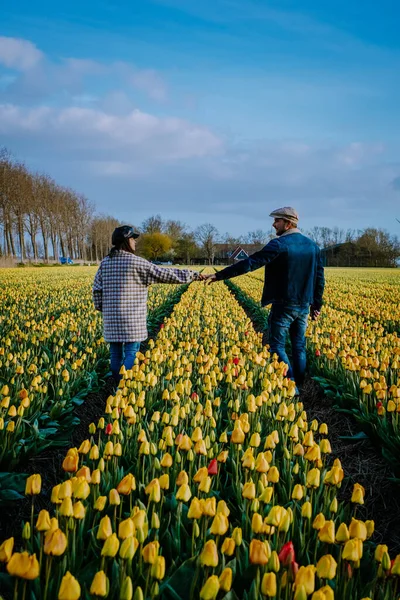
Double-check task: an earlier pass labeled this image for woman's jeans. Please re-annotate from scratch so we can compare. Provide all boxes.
[263,303,309,386]
[109,342,141,382]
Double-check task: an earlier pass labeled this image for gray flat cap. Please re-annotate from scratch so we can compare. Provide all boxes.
[269,206,299,225]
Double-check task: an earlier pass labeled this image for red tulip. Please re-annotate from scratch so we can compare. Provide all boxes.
[208,459,218,476]
[233,358,239,365]
[289,561,299,580]
[105,424,112,435]
[278,541,295,566]
[315,349,321,357]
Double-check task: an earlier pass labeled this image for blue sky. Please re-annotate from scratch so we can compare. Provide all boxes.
[1,0,399,236]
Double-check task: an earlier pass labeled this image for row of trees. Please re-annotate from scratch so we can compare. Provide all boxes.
[88,216,272,264]
[0,149,94,262]
[0,149,272,263]
[1,148,399,265]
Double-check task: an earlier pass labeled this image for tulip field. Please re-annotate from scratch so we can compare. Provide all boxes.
[226,269,400,468]
[1,266,400,600]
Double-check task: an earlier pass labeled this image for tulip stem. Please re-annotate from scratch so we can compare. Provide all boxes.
[13,579,18,600]
[145,564,153,598]
[43,556,53,600]
[39,532,43,570]
[21,581,27,600]
[30,499,35,543]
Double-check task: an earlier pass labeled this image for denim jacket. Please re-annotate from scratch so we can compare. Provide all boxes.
[215,231,325,309]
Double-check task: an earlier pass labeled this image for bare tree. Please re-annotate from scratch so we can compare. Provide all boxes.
[141,214,164,234]
[195,223,220,264]
[243,229,272,245]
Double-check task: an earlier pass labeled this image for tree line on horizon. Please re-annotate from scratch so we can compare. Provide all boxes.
[1,147,399,265]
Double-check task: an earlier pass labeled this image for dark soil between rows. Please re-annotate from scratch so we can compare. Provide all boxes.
[0,376,115,544]
[301,378,400,554]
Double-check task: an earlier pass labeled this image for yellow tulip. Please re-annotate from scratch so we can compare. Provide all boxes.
[375,544,389,562]
[101,533,120,557]
[94,496,107,512]
[0,537,14,563]
[145,479,161,503]
[306,468,320,488]
[249,539,270,565]
[291,484,304,500]
[342,538,363,561]
[119,536,139,560]
[6,551,40,580]
[295,565,316,596]
[97,515,113,540]
[73,501,86,520]
[44,528,68,556]
[109,489,121,506]
[142,541,160,564]
[316,555,337,579]
[58,571,81,600]
[221,537,235,556]
[217,500,230,516]
[219,568,232,592]
[159,473,170,490]
[200,540,219,567]
[391,555,400,576]
[314,586,334,600]
[335,522,350,543]
[120,577,133,600]
[36,510,51,532]
[90,571,109,597]
[60,497,74,518]
[318,521,335,544]
[242,480,256,499]
[25,474,41,495]
[210,513,229,535]
[200,575,220,600]
[62,454,79,473]
[261,572,277,597]
[349,518,367,541]
[151,555,166,580]
[351,483,365,505]
[176,483,191,502]
[117,473,136,495]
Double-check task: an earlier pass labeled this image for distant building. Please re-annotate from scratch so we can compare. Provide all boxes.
[214,243,264,265]
[188,243,265,265]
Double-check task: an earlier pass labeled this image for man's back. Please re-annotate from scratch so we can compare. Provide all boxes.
[215,230,324,310]
[261,231,323,307]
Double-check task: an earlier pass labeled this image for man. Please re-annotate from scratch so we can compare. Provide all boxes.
[204,207,325,389]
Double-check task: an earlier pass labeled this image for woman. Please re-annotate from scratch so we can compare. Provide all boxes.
[92,225,201,382]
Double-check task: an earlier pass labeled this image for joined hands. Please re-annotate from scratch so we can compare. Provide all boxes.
[197,273,217,284]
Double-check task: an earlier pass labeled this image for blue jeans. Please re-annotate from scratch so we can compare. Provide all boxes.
[109,342,141,382]
[264,304,309,386]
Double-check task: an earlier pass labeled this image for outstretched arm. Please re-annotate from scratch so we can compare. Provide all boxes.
[204,239,281,283]
[146,263,200,286]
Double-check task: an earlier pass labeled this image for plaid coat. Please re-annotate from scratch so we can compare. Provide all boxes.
[92,251,199,342]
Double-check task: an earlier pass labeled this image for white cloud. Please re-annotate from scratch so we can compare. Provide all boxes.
[0,103,223,163]
[0,36,168,103]
[115,63,167,101]
[0,37,43,71]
